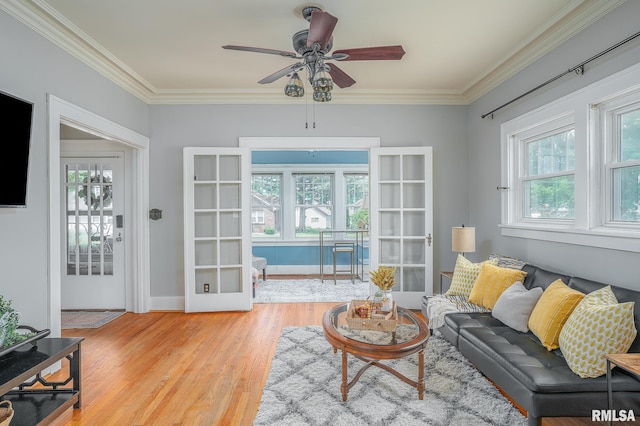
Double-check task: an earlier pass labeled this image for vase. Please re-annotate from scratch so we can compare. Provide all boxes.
[380,290,393,311]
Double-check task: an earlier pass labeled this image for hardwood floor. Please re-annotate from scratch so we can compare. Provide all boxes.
[49,303,601,425]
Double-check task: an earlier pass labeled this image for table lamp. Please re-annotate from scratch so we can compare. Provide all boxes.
[452,225,475,257]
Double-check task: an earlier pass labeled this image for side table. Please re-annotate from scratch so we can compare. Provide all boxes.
[440,271,454,293]
[0,337,83,425]
[605,353,640,425]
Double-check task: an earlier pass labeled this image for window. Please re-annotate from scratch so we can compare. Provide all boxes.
[522,127,575,220]
[345,173,369,229]
[251,210,264,224]
[605,105,640,223]
[251,166,368,241]
[294,173,333,238]
[251,174,282,238]
[501,62,640,252]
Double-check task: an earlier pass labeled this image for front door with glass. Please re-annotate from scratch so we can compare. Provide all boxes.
[61,157,125,309]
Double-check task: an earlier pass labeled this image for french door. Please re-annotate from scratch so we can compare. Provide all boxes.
[369,147,433,309]
[183,148,252,312]
[60,157,125,309]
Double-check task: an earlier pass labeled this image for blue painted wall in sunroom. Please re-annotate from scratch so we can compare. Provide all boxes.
[252,150,369,269]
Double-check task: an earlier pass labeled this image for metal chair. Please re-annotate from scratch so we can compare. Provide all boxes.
[333,242,355,284]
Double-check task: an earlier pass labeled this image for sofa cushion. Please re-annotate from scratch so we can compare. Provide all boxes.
[492,282,543,333]
[522,264,571,291]
[528,279,584,350]
[559,285,637,378]
[458,325,640,394]
[468,262,527,310]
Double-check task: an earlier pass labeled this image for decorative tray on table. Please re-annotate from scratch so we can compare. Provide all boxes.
[346,300,397,332]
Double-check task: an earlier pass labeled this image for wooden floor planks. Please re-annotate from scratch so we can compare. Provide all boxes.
[48,303,599,425]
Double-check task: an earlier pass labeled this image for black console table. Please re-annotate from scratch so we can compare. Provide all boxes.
[0,337,83,425]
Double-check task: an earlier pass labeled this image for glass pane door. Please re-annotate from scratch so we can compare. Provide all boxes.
[184,148,251,312]
[61,157,125,310]
[369,147,433,309]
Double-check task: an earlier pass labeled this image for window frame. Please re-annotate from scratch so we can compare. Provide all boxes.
[500,62,640,253]
[517,118,576,224]
[599,96,640,228]
[251,164,368,242]
[250,173,283,239]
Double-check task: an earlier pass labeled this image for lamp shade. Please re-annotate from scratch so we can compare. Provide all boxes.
[452,226,475,253]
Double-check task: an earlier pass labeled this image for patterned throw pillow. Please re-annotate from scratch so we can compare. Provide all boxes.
[445,255,494,298]
[488,253,527,270]
[468,262,527,310]
[528,279,584,351]
[559,286,637,378]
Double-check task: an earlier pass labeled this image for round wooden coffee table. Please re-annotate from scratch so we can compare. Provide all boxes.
[322,303,430,401]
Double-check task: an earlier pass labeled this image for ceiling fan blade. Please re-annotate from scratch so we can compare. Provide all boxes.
[258,63,304,84]
[222,45,298,59]
[333,45,406,61]
[327,63,356,88]
[306,11,338,49]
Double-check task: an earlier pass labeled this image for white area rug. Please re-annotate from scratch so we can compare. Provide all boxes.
[254,326,527,426]
[254,279,371,303]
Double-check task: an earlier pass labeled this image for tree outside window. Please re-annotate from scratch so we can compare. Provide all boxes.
[294,174,333,238]
[345,173,369,229]
[612,109,640,222]
[251,174,282,238]
[522,129,575,219]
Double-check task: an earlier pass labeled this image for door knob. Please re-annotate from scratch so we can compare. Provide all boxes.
[426,233,432,246]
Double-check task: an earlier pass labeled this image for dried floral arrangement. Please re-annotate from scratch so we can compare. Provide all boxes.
[369,265,396,291]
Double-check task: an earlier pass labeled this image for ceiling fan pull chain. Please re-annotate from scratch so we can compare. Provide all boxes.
[305,79,309,128]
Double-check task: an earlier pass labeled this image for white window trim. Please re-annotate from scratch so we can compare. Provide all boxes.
[500,61,640,253]
[252,164,368,242]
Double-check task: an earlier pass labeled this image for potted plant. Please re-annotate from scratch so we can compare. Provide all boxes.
[0,295,22,349]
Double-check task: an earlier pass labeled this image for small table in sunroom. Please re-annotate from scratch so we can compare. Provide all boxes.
[322,303,430,401]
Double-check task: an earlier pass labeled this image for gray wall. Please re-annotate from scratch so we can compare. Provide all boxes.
[0,10,148,328]
[2,0,640,326]
[467,1,640,289]
[148,104,469,297]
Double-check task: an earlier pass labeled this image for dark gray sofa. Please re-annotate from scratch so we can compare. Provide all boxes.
[422,263,640,426]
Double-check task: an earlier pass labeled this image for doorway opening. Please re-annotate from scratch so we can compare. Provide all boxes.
[47,95,150,337]
[241,138,378,303]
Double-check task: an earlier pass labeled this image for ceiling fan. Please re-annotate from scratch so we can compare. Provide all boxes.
[222,5,405,102]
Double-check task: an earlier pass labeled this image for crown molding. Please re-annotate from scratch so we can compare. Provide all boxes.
[1,0,626,106]
[0,0,156,102]
[463,0,627,103]
[148,88,469,105]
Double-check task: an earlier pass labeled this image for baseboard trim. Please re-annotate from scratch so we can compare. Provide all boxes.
[151,296,184,311]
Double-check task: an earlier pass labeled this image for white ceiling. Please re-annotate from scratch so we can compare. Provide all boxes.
[3,0,625,104]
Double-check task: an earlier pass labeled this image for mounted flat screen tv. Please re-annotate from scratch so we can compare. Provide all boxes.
[0,91,33,207]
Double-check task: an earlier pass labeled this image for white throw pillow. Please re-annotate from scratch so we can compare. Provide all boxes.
[492,282,543,333]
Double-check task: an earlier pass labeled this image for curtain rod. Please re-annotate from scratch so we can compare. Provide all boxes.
[481,29,640,119]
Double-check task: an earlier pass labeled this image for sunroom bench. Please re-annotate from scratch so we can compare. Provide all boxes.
[422,262,640,426]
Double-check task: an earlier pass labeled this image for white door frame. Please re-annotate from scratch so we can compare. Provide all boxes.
[48,95,151,337]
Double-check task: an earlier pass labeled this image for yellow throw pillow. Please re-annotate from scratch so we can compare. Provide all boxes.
[559,286,637,378]
[445,255,495,298]
[528,279,584,350]
[467,262,527,310]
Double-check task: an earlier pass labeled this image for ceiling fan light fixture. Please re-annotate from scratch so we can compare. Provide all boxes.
[312,66,333,93]
[284,72,305,97]
[313,91,332,102]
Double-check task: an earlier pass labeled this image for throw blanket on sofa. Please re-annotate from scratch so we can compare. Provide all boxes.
[426,294,489,330]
